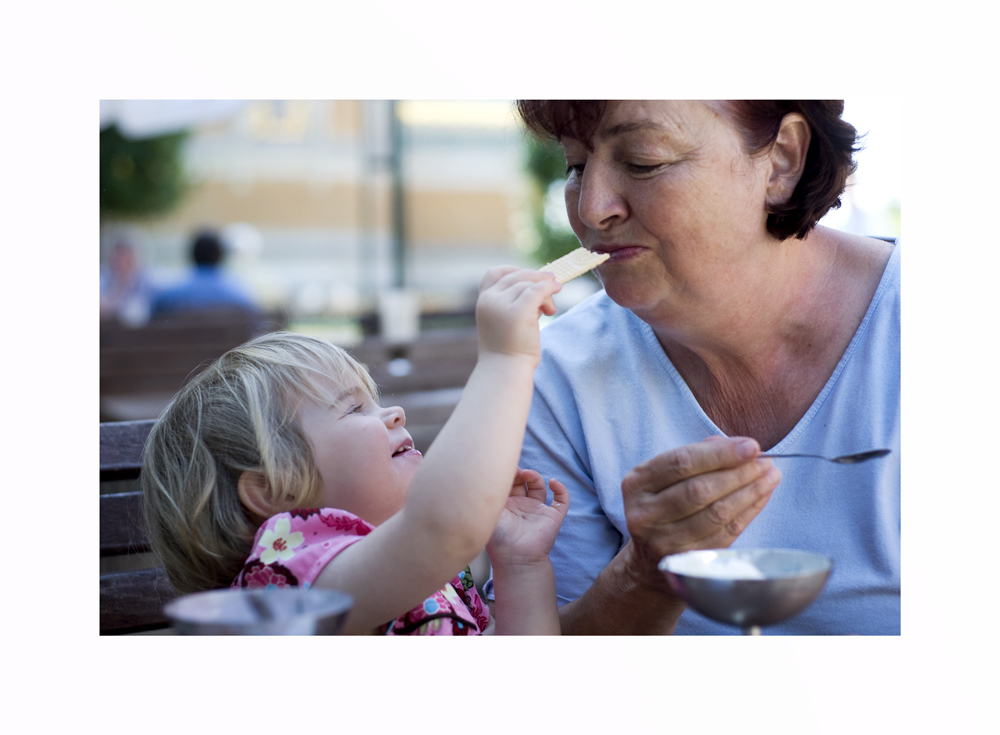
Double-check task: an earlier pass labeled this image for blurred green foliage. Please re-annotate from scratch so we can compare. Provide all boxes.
[100,125,189,219]
[525,136,580,265]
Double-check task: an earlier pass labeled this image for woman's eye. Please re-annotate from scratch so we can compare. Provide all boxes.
[625,163,663,175]
[565,163,585,177]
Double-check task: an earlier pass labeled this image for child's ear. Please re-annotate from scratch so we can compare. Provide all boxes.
[238,470,276,519]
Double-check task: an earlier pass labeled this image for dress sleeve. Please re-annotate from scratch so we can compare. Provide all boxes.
[232,508,374,589]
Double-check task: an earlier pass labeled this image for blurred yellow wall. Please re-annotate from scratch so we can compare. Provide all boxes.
[155,180,513,245]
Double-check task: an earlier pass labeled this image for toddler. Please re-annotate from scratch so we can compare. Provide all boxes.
[141,267,567,635]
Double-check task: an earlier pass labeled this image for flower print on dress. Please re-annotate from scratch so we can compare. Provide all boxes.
[234,507,488,634]
[238,561,298,589]
[258,517,304,564]
[320,511,373,536]
[460,584,490,632]
[456,565,475,592]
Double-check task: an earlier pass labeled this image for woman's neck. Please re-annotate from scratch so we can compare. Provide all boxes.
[650,228,892,450]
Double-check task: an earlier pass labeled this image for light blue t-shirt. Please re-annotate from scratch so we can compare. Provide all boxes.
[515,244,900,635]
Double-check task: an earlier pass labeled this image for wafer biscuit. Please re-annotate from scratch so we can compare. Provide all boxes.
[539,247,610,284]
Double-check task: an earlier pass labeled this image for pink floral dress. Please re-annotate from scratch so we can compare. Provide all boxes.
[232,508,491,636]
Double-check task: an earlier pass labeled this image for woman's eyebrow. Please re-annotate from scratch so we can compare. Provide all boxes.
[600,121,681,141]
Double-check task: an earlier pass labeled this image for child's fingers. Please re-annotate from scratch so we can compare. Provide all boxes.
[510,277,561,315]
[548,478,570,515]
[479,265,521,292]
[522,470,548,500]
[494,268,560,295]
[509,468,537,497]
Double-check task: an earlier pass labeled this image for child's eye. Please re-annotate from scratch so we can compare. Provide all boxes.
[349,404,364,414]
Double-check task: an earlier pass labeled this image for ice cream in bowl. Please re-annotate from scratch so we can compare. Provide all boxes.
[658,548,833,634]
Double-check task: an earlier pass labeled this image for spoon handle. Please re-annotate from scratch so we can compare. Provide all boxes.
[760,453,822,459]
[760,449,890,464]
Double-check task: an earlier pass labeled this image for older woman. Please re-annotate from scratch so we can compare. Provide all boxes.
[508,100,899,634]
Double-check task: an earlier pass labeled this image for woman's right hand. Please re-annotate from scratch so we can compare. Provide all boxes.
[475,267,561,365]
[620,436,781,594]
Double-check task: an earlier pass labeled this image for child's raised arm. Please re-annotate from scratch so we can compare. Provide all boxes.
[314,267,561,633]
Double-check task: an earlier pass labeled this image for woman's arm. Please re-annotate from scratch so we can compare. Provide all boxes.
[559,437,780,634]
[556,541,684,634]
[315,268,562,634]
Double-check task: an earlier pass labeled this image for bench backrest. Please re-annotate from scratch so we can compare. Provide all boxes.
[349,327,478,399]
[100,420,176,634]
[101,309,285,397]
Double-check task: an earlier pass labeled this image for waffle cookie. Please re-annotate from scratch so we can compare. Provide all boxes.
[539,247,610,284]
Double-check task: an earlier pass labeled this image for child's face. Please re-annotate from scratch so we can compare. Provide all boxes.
[297,384,421,525]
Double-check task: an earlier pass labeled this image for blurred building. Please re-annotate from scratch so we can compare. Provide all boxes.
[100,101,536,329]
[99,99,899,338]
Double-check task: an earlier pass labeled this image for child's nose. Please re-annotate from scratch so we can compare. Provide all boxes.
[383,405,405,428]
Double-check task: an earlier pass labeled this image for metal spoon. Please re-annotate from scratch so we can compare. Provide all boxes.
[760,448,891,464]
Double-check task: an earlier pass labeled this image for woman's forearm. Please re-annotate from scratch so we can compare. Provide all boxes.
[557,541,687,635]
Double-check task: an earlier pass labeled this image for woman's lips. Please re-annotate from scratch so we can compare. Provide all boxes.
[592,246,645,262]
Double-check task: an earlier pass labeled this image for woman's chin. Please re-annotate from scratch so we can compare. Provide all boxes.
[602,277,667,314]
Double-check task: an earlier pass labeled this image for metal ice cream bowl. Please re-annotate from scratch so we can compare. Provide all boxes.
[658,548,833,634]
[165,586,354,635]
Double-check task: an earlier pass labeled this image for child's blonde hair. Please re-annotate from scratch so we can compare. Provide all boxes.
[141,331,379,594]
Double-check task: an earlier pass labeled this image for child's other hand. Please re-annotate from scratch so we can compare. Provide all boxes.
[476,267,561,363]
[486,468,569,566]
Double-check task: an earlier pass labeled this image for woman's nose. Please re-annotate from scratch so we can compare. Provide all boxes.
[383,405,405,428]
[574,163,627,230]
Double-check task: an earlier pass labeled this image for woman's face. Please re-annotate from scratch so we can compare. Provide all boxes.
[561,101,773,326]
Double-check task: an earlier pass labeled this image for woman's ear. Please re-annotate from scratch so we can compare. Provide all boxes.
[765,112,811,209]
[238,470,276,519]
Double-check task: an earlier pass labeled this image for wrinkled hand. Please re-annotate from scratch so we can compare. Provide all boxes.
[622,436,781,591]
[476,267,561,364]
[487,468,569,565]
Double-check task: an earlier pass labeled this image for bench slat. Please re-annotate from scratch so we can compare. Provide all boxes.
[101,491,149,556]
[100,420,155,480]
[100,567,177,634]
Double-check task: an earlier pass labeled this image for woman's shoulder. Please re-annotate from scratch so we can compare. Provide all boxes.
[813,226,897,275]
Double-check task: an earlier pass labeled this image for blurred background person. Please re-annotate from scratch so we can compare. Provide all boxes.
[150,229,260,317]
[100,236,159,325]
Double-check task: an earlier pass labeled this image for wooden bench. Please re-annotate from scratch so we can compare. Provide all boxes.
[100,420,176,634]
[100,309,287,422]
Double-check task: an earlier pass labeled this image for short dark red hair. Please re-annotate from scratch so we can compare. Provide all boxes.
[515,100,861,241]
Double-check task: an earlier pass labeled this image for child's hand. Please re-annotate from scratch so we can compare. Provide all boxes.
[486,468,569,566]
[475,267,561,363]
